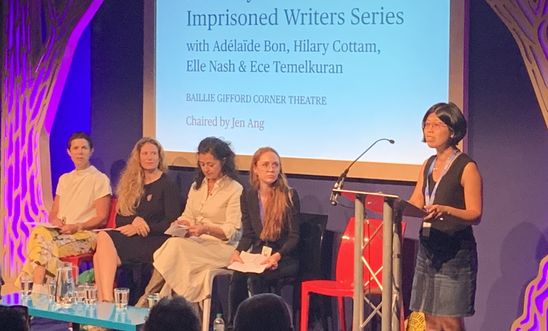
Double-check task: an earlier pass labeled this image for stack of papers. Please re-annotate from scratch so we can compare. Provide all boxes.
[227,251,267,274]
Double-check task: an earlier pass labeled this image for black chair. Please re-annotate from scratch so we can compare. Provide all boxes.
[271,212,334,330]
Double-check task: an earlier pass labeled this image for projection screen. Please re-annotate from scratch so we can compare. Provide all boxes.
[143,0,467,181]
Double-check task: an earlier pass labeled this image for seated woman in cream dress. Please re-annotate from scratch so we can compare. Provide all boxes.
[137,137,242,306]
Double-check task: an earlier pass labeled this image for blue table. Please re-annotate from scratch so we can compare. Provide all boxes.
[2,293,149,331]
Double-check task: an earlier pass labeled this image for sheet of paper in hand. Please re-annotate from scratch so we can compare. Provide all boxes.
[228,251,268,274]
[164,223,188,237]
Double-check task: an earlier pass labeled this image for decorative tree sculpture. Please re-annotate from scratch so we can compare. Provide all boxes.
[486,0,548,128]
[486,2,548,328]
[0,0,103,279]
[511,254,548,330]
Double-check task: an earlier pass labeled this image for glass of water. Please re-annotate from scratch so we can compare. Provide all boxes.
[114,287,129,309]
[75,285,87,304]
[47,280,56,302]
[84,284,98,305]
[147,293,161,308]
[19,274,33,297]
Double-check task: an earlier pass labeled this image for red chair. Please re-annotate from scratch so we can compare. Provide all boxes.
[60,197,117,280]
[300,217,406,331]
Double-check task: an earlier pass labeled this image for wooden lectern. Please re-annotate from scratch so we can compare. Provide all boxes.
[333,188,426,331]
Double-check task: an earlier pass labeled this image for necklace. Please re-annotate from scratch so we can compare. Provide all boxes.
[433,147,458,171]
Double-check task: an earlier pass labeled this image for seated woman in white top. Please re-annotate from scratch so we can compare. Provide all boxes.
[17,132,111,293]
[137,137,242,306]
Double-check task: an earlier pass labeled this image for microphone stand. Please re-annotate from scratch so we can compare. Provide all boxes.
[329,138,395,206]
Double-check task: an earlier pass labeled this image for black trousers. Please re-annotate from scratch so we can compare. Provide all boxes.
[228,256,298,325]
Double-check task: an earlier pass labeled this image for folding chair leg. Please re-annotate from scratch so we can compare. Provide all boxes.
[300,289,310,331]
[202,296,211,331]
[337,297,346,331]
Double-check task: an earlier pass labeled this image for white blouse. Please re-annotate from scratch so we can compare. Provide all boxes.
[179,176,243,244]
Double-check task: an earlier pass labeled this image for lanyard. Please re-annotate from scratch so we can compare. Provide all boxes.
[424,150,460,206]
[422,150,459,236]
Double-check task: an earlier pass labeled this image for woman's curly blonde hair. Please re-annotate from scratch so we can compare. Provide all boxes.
[116,137,167,216]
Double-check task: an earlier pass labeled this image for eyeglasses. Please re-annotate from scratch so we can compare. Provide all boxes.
[423,121,448,130]
[257,162,280,170]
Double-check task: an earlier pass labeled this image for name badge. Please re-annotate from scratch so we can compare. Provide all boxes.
[422,221,431,237]
[261,246,272,258]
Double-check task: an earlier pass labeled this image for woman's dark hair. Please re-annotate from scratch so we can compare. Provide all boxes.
[144,296,200,331]
[194,137,238,189]
[422,102,467,146]
[0,305,30,331]
[234,293,293,331]
[67,132,93,149]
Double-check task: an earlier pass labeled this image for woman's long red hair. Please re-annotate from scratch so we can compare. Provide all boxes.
[250,147,293,241]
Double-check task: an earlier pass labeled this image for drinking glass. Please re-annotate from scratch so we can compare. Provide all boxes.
[75,285,87,304]
[47,280,56,302]
[19,274,33,297]
[114,287,129,309]
[147,293,161,308]
[84,285,98,305]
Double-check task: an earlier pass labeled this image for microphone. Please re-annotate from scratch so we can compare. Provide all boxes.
[329,138,395,206]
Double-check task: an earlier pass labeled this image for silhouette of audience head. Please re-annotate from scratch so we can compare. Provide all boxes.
[233,293,293,331]
[0,305,30,331]
[144,295,200,331]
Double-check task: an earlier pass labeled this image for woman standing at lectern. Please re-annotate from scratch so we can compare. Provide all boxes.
[408,102,483,331]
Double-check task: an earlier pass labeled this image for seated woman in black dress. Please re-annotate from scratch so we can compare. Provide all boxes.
[228,147,300,325]
[93,137,182,302]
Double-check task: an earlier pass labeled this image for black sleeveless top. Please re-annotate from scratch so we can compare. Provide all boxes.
[422,152,476,236]
[420,153,477,264]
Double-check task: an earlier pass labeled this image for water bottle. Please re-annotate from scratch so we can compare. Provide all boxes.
[213,313,225,331]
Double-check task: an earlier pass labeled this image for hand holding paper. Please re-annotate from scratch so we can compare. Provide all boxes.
[227,251,268,274]
[164,222,189,237]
